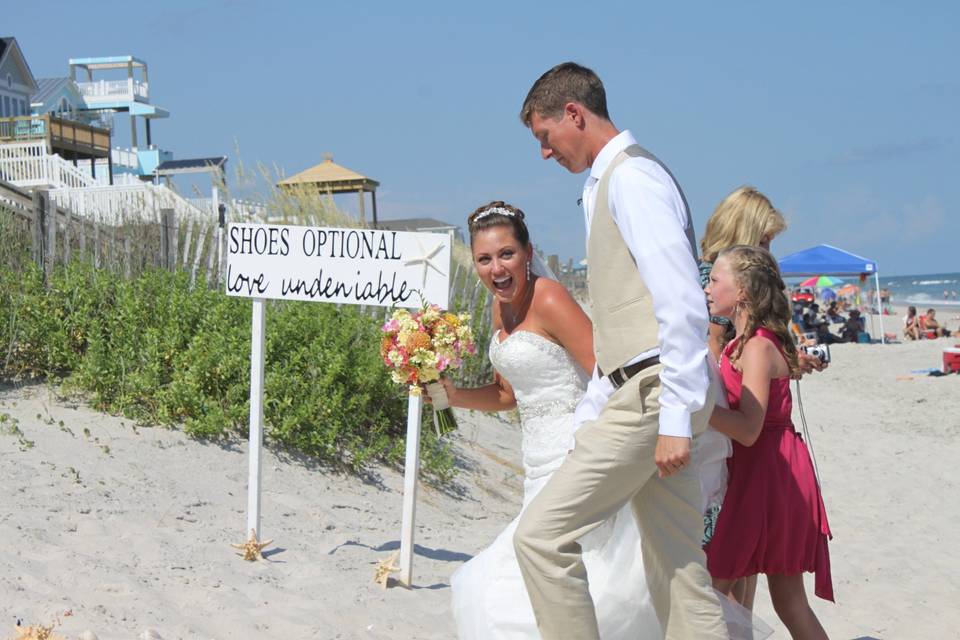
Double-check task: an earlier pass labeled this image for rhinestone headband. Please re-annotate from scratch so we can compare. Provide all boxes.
[474,206,515,222]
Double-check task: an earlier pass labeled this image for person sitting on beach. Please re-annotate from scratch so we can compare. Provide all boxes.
[792,301,806,327]
[814,322,842,344]
[840,309,866,343]
[826,301,845,324]
[903,306,922,340]
[920,308,951,338]
[801,304,822,334]
[800,304,841,344]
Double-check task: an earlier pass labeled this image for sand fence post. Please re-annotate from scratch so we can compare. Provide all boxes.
[247,298,267,537]
[398,390,423,586]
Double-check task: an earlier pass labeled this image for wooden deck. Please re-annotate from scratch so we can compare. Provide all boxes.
[0,115,111,159]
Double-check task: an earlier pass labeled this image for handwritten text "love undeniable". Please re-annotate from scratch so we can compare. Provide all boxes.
[224,224,450,310]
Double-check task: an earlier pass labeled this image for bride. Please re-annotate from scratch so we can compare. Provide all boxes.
[434,201,769,639]
[434,201,659,638]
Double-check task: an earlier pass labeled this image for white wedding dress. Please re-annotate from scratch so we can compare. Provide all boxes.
[450,329,662,639]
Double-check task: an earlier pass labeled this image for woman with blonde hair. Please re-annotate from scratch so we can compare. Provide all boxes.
[701,186,787,266]
[700,186,787,361]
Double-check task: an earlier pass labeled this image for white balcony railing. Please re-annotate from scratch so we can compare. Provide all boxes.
[77,78,149,102]
[111,147,139,169]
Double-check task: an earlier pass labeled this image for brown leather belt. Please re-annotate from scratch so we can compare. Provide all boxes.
[599,355,660,389]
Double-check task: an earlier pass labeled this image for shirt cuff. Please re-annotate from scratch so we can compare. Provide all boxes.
[658,405,693,438]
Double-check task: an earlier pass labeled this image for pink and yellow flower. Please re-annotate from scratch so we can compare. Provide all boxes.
[380,305,476,395]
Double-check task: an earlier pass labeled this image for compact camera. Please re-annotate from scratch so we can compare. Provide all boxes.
[801,343,831,364]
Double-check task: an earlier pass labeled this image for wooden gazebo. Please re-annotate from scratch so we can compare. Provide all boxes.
[277,153,379,226]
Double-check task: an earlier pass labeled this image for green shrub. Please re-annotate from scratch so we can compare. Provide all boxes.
[0,261,456,480]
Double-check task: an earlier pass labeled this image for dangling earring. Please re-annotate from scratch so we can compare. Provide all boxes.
[526,261,532,280]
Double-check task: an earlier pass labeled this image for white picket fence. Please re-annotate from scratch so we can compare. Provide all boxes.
[0,141,95,189]
[0,141,145,190]
[51,182,209,226]
[0,140,209,225]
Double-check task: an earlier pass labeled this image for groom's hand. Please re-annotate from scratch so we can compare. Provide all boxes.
[655,435,691,478]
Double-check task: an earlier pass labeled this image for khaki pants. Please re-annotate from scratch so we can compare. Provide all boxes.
[513,365,728,640]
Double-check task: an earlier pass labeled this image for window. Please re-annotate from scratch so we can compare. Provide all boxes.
[19,99,26,116]
[6,74,11,89]
[2,95,9,117]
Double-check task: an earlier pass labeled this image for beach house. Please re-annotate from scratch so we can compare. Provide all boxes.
[0,38,115,188]
[66,55,173,180]
[0,37,244,226]
[0,37,35,118]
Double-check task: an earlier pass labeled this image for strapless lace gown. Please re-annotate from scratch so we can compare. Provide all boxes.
[450,330,661,639]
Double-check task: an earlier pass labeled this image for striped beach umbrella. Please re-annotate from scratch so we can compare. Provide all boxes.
[799,275,844,288]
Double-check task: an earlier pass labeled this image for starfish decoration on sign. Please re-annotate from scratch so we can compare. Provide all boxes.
[403,237,446,288]
[372,549,401,589]
[231,528,273,561]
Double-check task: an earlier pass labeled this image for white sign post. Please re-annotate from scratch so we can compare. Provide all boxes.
[247,298,265,536]
[399,392,423,586]
[226,223,450,586]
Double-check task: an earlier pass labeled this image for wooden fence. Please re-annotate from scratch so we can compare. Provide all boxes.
[0,181,224,287]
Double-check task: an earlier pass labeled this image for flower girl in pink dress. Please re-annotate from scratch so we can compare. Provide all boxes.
[704,245,833,640]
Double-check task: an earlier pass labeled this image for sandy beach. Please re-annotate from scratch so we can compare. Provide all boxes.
[2,334,958,639]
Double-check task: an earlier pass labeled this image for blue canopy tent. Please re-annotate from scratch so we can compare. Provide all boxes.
[778,244,886,343]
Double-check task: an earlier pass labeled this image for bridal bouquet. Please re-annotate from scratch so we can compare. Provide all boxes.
[380,304,476,435]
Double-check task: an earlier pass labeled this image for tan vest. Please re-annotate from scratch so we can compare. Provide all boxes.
[587,144,694,374]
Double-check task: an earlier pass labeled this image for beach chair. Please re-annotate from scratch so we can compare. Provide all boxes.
[790,321,817,345]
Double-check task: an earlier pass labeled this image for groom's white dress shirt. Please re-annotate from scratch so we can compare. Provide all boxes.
[573,130,710,439]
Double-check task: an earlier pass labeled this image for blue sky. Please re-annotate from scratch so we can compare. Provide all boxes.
[10,1,958,275]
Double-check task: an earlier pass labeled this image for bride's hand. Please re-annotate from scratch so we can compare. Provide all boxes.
[423,377,456,406]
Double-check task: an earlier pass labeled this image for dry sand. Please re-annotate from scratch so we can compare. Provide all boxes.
[1,336,958,639]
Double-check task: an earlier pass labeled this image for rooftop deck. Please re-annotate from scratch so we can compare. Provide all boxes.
[68,55,158,110]
[76,78,150,104]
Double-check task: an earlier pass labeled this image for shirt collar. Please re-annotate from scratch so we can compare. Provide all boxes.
[587,129,638,185]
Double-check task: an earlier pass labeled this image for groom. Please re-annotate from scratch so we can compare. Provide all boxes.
[513,62,728,639]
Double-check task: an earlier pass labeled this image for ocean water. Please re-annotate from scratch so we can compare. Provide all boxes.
[881,272,960,308]
[788,272,960,309]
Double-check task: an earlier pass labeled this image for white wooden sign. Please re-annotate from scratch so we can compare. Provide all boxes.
[226,223,450,586]
[225,223,450,309]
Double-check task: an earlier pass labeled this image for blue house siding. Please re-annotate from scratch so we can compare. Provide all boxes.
[0,38,37,117]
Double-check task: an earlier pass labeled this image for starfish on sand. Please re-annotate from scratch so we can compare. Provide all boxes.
[14,621,65,640]
[373,550,401,589]
[231,528,273,561]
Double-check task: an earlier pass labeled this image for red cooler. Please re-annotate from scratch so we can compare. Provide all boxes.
[944,347,960,374]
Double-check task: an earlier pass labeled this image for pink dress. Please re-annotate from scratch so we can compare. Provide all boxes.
[706,327,834,601]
